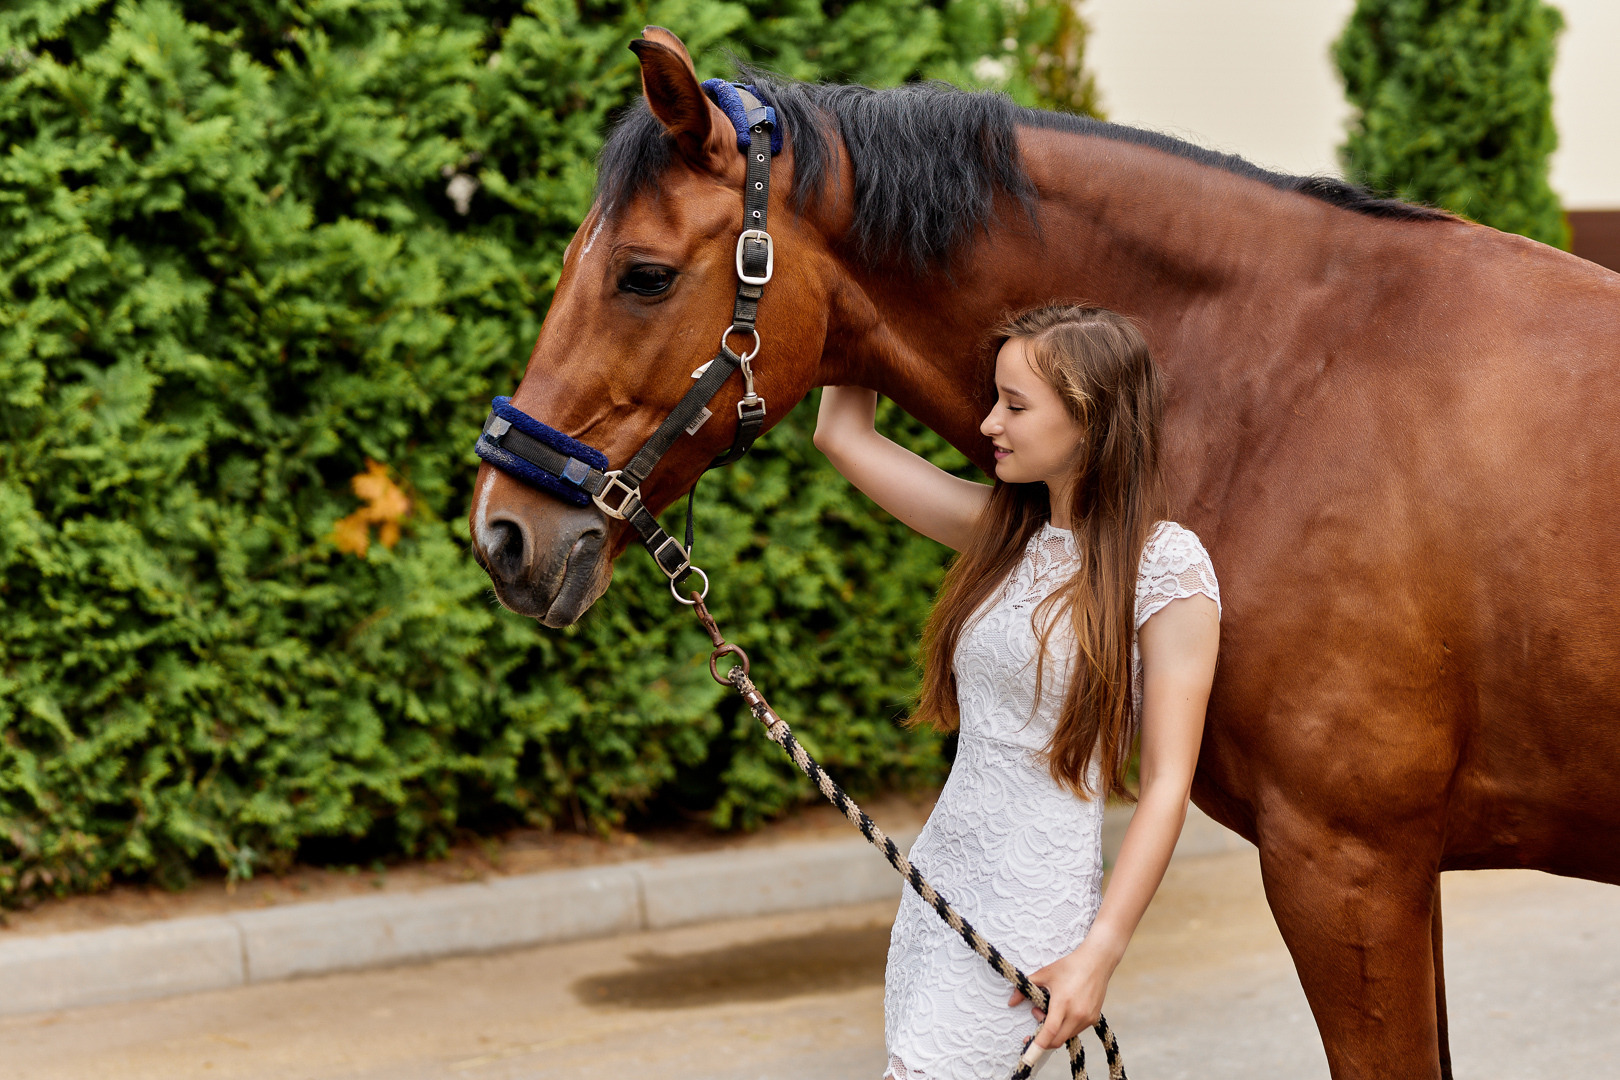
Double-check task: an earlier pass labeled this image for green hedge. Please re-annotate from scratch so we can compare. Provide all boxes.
[1335,0,1568,248]
[0,0,1096,901]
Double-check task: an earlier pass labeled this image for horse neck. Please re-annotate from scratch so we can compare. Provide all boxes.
[819,125,1366,467]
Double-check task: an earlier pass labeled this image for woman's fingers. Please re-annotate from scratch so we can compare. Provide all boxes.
[1035,1004,1067,1049]
[1017,961,1049,1014]
[1031,969,1064,1048]
[1059,1006,1101,1044]
[1036,992,1101,1046]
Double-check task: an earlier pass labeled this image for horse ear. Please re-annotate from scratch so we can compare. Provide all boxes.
[629,30,735,173]
[640,25,696,71]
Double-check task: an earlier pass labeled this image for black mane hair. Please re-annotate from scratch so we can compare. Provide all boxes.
[595,70,1451,271]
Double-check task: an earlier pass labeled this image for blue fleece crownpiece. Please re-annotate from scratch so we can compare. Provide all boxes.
[701,79,783,155]
[475,395,610,508]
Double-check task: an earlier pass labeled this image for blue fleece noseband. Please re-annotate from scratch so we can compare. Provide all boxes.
[476,396,609,508]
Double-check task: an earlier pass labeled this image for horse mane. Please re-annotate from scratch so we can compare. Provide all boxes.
[595,69,1453,271]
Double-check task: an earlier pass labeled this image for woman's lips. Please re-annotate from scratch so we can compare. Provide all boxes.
[993,448,1010,460]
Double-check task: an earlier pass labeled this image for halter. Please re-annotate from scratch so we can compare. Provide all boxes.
[475,81,779,602]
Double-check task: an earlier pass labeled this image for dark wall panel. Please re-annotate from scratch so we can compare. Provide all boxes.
[1569,210,1620,272]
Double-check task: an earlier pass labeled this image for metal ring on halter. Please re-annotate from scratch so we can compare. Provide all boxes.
[720,323,761,364]
[708,641,751,684]
[671,566,710,605]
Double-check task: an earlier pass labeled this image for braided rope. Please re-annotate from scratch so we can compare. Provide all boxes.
[726,665,1126,1080]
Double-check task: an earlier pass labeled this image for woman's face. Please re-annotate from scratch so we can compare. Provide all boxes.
[980,337,1085,487]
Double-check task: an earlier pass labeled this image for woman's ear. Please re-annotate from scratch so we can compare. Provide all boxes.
[628,28,739,176]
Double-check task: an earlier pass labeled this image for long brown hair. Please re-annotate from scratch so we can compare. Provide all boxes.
[914,306,1167,800]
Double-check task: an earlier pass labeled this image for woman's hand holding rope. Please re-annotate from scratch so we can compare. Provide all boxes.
[1009,936,1122,1049]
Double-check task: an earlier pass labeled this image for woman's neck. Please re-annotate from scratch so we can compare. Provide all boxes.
[1048,485,1075,530]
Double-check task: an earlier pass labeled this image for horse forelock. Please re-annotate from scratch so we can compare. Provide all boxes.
[593,70,1453,275]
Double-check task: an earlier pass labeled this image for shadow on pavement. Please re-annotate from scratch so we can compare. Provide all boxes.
[573,921,891,1009]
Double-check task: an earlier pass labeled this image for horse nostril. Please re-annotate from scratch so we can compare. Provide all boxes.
[487,520,526,579]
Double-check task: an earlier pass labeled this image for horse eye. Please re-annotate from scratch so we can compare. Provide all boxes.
[620,265,675,296]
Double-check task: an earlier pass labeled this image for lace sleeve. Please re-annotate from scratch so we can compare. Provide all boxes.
[1135,521,1221,630]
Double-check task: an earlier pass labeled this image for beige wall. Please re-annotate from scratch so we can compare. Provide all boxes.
[1549,0,1620,208]
[1083,0,1620,209]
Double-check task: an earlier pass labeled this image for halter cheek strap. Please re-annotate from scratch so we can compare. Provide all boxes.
[475,83,777,597]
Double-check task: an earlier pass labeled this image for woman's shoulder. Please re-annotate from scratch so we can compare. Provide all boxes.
[1141,520,1214,565]
[1135,520,1221,627]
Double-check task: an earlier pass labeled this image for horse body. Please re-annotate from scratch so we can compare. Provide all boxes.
[472,30,1619,1077]
[823,128,1620,1071]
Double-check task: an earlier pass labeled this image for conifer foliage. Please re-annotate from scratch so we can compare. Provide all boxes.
[0,1,1098,901]
[1334,0,1569,248]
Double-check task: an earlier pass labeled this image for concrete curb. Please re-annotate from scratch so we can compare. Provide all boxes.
[0,915,245,1014]
[0,831,916,1018]
[0,807,1248,1017]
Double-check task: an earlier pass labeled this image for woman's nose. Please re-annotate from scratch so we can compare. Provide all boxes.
[980,411,998,437]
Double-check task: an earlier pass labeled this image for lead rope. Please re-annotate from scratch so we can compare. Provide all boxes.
[689,595,1126,1080]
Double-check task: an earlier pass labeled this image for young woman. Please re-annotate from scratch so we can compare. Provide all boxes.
[814,306,1222,1080]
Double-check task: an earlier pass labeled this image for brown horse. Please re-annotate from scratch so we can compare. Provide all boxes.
[471,28,1620,1078]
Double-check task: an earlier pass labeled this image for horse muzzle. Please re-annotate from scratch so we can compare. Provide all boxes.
[472,469,612,626]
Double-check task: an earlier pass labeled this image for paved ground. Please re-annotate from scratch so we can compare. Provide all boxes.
[2,850,1614,1080]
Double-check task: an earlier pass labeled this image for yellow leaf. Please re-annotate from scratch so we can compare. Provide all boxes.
[331,460,412,556]
[351,461,411,526]
[331,513,372,557]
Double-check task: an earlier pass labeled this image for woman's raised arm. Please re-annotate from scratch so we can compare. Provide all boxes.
[813,386,991,552]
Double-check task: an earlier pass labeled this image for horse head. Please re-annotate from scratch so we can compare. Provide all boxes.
[470,28,837,624]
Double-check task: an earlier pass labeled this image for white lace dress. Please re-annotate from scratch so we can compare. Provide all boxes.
[883,521,1220,1080]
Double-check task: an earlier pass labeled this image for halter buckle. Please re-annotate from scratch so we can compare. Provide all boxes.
[651,534,691,580]
[735,229,774,286]
[592,470,641,520]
